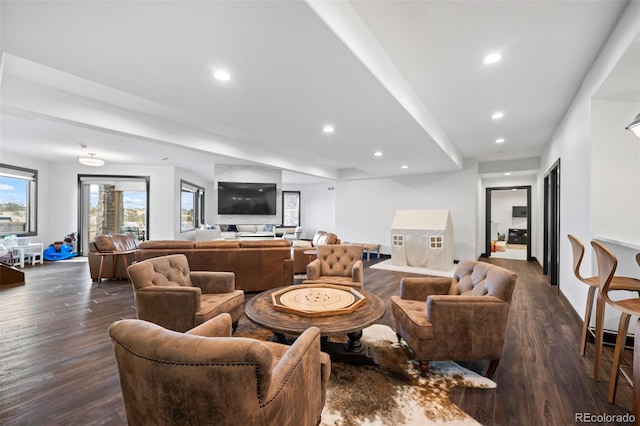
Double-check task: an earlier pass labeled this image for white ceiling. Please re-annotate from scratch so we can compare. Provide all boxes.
[0,0,637,183]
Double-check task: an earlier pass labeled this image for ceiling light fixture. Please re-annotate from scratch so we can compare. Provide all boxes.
[504,172,512,176]
[401,165,408,169]
[491,112,504,119]
[483,53,502,64]
[212,70,231,81]
[625,113,640,138]
[495,138,505,144]
[323,125,335,133]
[78,153,105,167]
[374,151,383,157]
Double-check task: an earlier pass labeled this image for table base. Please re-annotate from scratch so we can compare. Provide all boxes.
[270,330,380,366]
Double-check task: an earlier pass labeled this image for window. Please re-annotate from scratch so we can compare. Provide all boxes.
[392,234,404,247]
[281,191,300,227]
[0,164,37,237]
[429,236,443,249]
[181,180,205,232]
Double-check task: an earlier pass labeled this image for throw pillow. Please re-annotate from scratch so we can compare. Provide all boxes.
[263,224,274,232]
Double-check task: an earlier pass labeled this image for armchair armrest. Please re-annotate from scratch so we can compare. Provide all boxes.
[186,313,232,337]
[306,259,321,280]
[399,277,452,301]
[265,327,328,405]
[191,271,235,293]
[135,286,201,327]
[427,295,510,328]
[352,259,363,283]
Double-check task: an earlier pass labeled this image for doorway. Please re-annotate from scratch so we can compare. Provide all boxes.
[77,175,149,255]
[543,159,561,287]
[485,186,532,261]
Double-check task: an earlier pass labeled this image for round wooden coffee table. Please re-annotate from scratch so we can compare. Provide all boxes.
[245,285,386,364]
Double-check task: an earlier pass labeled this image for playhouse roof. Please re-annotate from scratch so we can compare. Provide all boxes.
[391,209,452,231]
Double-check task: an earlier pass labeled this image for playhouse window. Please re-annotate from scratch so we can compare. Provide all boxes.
[429,236,443,249]
[392,234,404,247]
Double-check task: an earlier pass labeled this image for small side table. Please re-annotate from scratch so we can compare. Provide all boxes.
[344,243,381,261]
[11,243,44,268]
[95,250,134,286]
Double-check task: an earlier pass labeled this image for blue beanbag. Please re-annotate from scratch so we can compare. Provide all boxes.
[43,243,78,261]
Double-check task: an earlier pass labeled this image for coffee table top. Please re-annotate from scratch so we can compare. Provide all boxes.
[245,285,385,336]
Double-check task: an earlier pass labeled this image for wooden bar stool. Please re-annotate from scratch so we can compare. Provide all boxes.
[568,235,640,380]
[591,241,640,403]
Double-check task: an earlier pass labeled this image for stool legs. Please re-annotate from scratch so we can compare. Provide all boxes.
[594,292,605,381]
[608,312,631,404]
[580,285,597,356]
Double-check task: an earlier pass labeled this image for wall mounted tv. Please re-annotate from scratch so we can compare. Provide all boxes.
[217,182,277,215]
[512,206,528,218]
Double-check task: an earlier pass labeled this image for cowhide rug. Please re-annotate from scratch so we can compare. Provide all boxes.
[236,322,495,425]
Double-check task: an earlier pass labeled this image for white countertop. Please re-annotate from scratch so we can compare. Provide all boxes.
[593,236,640,251]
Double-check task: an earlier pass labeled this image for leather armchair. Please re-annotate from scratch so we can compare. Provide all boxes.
[109,313,331,426]
[304,244,364,289]
[292,230,340,274]
[127,254,244,332]
[391,259,517,377]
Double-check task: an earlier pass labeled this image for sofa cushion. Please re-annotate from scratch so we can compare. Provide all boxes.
[236,225,258,233]
[138,240,196,250]
[195,240,241,249]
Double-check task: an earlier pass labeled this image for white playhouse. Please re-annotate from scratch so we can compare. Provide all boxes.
[391,209,454,272]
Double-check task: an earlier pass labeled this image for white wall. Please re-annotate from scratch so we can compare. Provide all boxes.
[333,159,479,260]
[299,181,336,240]
[491,189,528,237]
[539,1,640,331]
[591,99,640,244]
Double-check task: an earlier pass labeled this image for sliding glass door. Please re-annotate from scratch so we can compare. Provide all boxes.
[78,175,149,255]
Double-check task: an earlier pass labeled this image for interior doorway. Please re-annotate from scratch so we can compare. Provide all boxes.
[77,175,149,255]
[543,159,561,287]
[485,185,532,261]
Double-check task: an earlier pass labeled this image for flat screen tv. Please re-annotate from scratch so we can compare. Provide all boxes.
[217,182,277,215]
[512,206,527,218]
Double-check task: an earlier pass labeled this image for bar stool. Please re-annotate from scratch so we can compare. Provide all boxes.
[591,241,640,403]
[568,235,640,380]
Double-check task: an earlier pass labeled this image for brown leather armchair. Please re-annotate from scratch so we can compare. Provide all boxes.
[304,244,364,289]
[391,259,517,377]
[127,254,244,332]
[292,230,340,274]
[109,313,331,426]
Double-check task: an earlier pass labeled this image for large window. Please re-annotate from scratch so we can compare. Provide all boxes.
[281,191,300,227]
[0,164,37,236]
[181,180,205,232]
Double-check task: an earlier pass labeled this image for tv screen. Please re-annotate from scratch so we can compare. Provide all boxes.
[512,206,527,218]
[217,182,277,215]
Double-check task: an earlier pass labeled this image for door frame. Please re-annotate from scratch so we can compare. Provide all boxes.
[77,174,150,255]
[543,159,561,286]
[484,185,533,261]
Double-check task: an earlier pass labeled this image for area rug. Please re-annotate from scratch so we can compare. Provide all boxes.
[370,259,455,277]
[236,322,495,425]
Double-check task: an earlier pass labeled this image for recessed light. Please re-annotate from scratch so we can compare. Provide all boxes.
[483,53,502,64]
[512,188,518,191]
[323,125,335,133]
[212,69,231,81]
[401,165,408,169]
[495,138,505,144]
[491,112,504,119]
[504,172,512,176]
[374,151,383,157]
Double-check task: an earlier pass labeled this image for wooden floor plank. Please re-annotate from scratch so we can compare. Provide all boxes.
[0,256,635,425]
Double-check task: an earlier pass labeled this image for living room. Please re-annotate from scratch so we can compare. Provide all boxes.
[1,1,640,424]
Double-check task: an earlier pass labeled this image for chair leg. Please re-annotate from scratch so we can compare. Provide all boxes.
[484,359,500,378]
[418,360,429,376]
[608,312,631,404]
[580,286,597,356]
[97,256,106,288]
[594,292,605,381]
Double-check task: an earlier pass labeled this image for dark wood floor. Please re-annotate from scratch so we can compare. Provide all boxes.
[0,257,634,425]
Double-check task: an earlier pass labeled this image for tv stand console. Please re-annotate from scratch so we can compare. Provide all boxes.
[508,229,527,245]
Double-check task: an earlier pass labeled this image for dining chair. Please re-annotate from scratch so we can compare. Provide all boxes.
[591,240,640,403]
[568,235,640,381]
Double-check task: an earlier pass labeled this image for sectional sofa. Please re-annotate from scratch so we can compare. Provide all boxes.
[134,239,294,292]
